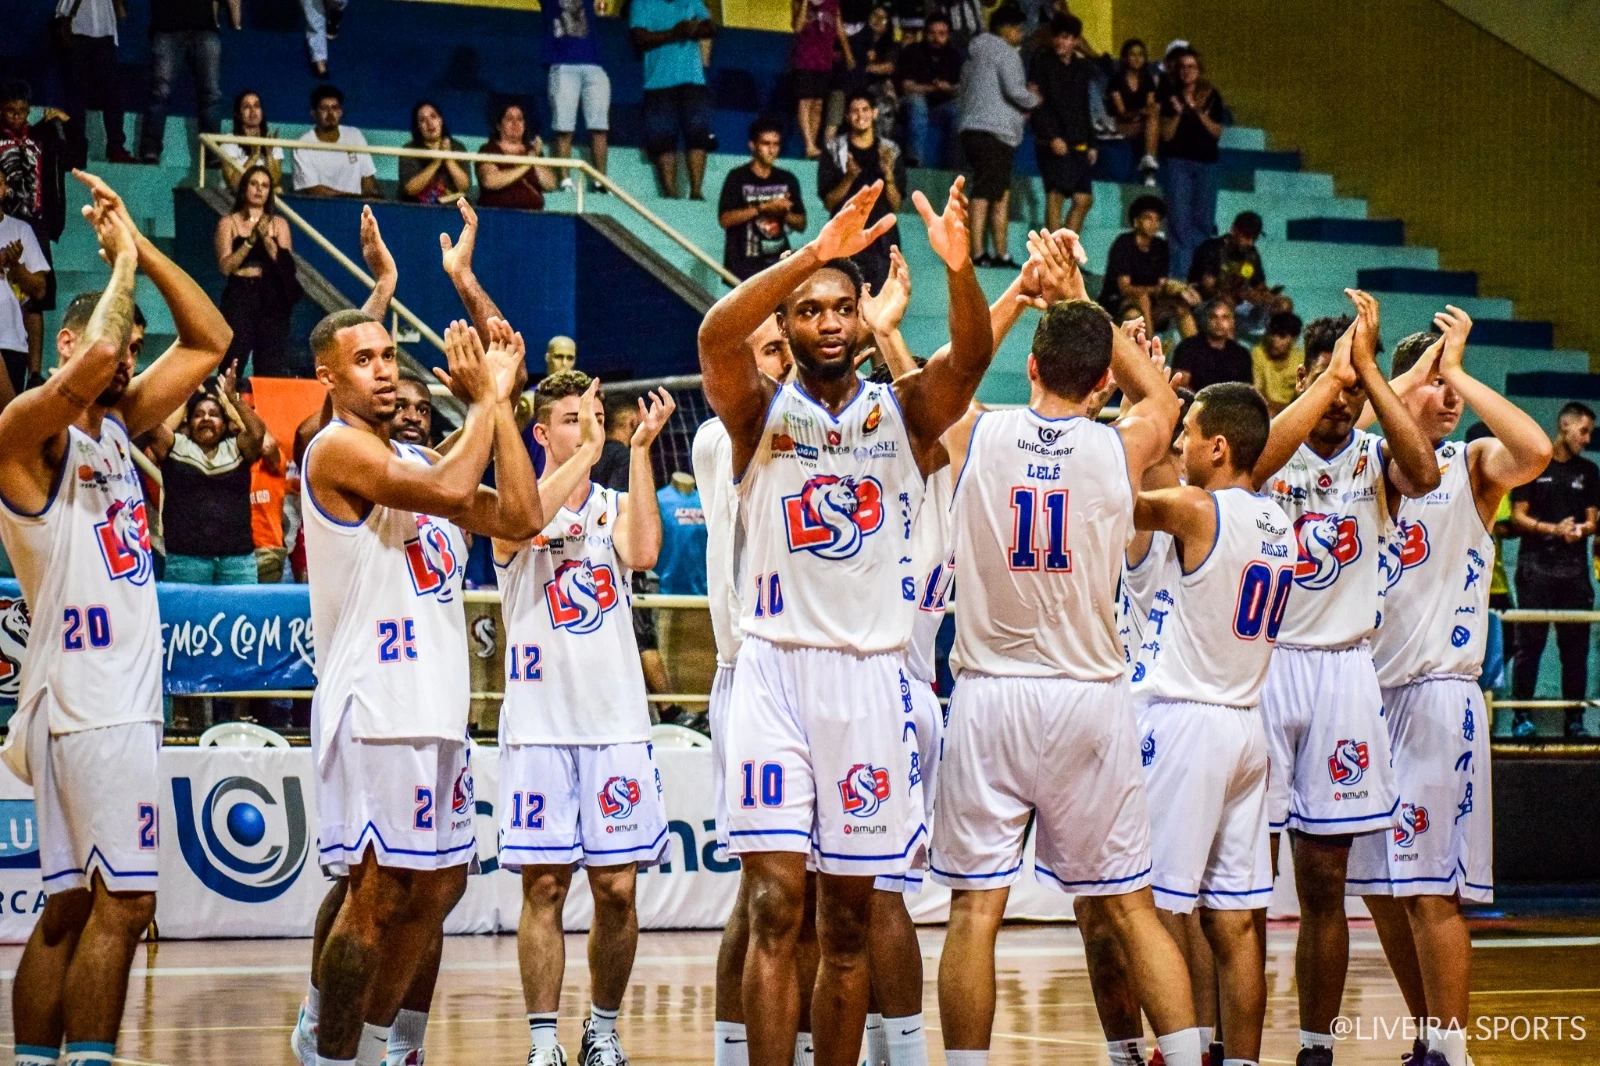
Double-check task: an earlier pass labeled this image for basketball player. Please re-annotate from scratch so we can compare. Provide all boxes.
[692,316,807,1066]
[1249,292,1442,1066]
[932,227,1204,1066]
[0,172,233,1066]
[302,312,540,1066]
[1132,383,1297,1066]
[696,175,992,1066]
[1346,307,1548,1066]
[493,371,676,1066]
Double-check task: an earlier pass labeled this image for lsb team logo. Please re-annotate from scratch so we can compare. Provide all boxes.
[0,597,31,700]
[598,776,642,819]
[1394,803,1430,848]
[94,498,153,586]
[405,515,462,602]
[172,775,309,903]
[1327,738,1370,786]
[1378,518,1431,593]
[1294,512,1361,591]
[838,764,891,818]
[783,475,884,560]
[452,765,475,818]
[545,560,619,634]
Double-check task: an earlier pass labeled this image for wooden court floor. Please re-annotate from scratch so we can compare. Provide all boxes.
[2,921,1597,1065]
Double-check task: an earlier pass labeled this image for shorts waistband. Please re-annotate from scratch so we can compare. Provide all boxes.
[1277,638,1373,655]
[957,670,1127,687]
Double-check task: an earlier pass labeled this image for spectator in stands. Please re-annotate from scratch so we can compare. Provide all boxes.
[656,471,707,595]
[849,6,900,141]
[54,0,134,166]
[790,0,851,158]
[301,0,345,78]
[476,101,559,211]
[1097,194,1196,336]
[1167,298,1249,391]
[0,81,68,391]
[818,91,904,288]
[1250,309,1302,415]
[1158,46,1224,277]
[1189,209,1290,331]
[1105,37,1159,185]
[215,164,299,377]
[136,0,230,165]
[545,0,611,191]
[545,334,577,374]
[400,100,469,204]
[719,117,807,281]
[1027,14,1095,236]
[0,198,48,397]
[146,369,269,584]
[292,84,379,199]
[895,12,962,166]
[237,377,289,583]
[957,6,1038,268]
[218,90,283,189]
[1510,401,1600,738]
[629,0,718,199]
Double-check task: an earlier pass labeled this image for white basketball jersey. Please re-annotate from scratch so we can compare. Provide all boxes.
[1373,442,1493,686]
[496,484,651,745]
[1141,488,1296,707]
[1120,532,1177,687]
[738,380,922,652]
[692,417,744,666]
[906,468,955,684]
[0,418,162,735]
[951,409,1133,681]
[303,424,470,757]
[1262,432,1390,648]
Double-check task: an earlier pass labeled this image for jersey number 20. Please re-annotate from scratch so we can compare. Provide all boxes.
[1234,563,1293,642]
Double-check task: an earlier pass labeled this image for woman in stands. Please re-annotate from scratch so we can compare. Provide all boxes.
[476,101,559,211]
[1106,38,1161,185]
[400,100,471,204]
[214,164,300,376]
[219,90,284,190]
[791,0,851,158]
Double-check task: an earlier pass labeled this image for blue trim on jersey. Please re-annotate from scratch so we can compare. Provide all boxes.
[500,841,583,853]
[1305,430,1358,464]
[42,844,159,885]
[1180,491,1223,577]
[1024,410,1085,424]
[1286,795,1400,828]
[791,378,866,424]
[559,482,600,521]
[929,858,1025,882]
[318,822,477,859]
[1203,885,1274,897]
[1152,883,1200,899]
[949,411,986,502]
[1035,863,1152,889]
[812,823,928,863]
[728,827,813,839]
[582,824,669,857]
[0,432,69,519]
[732,383,789,486]
[303,422,373,528]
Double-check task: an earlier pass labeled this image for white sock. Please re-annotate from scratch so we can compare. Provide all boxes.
[306,981,323,1022]
[63,1044,114,1066]
[865,1014,887,1066]
[1107,1038,1143,1066]
[793,1031,813,1066]
[1430,1025,1467,1066]
[316,1058,355,1066]
[386,1007,428,1064]
[1197,1027,1214,1050]
[713,1021,749,1066]
[944,1051,988,1066]
[1299,1029,1335,1050]
[1223,1060,1258,1066]
[355,1023,390,1066]
[589,1004,619,1038]
[15,1047,60,1066]
[529,1012,560,1050]
[885,1013,928,1066]
[1155,1028,1202,1066]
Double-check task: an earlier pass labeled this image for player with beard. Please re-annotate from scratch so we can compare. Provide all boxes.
[300,309,539,1066]
[0,171,232,1066]
[1346,309,1548,1066]
[697,176,992,1066]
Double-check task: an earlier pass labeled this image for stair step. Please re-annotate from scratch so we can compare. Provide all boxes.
[1218,126,1267,151]
[1357,267,1480,297]
[1252,171,1335,198]
[1287,218,1405,246]
[1468,319,1555,350]
[1218,148,1302,173]
[1507,372,1600,400]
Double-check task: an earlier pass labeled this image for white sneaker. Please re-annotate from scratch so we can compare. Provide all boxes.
[291,1000,318,1066]
[528,1045,569,1066]
[1139,153,1159,172]
[559,175,574,191]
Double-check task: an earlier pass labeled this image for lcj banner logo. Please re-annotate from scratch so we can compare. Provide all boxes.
[172,775,309,902]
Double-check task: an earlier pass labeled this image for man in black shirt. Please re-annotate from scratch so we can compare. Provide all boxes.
[138,0,232,164]
[1157,46,1225,277]
[1098,195,1197,335]
[1187,210,1291,332]
[717,117,807,280]
[1167,298,1249,391]
[817,91,905,288]
[895,13,963,166]
[1027,14,1095,235]
[1509,401,1600,737]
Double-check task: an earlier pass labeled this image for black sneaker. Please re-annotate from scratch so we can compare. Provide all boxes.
[972,254,996,268]
[990,256,1021,270]
[579,1020,628,1066]
[325,4,343,38]
[1400,1036,1427,1063]
[1296,1049,1333,1066]
[1566,716,1592,739]
[1209,1041,1225,1066]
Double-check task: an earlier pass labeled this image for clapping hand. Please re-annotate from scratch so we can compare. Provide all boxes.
[1346,288,1381,378]
[631,388,677,448]
[436,319,495,405]
[911,175,970,272]
[576,378,604,456]
[814,181,897,261]
[1432,304,1473,377]
[859,246,911,334]
[439,198,479,279]
[1015,228,1088,309]
[360,205,396,284]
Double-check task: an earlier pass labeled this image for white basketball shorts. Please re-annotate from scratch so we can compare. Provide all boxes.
[710,661,737,862]
[723,637,927,877]
[1261,643,1398,837]
[931,673,1152,896]
[498,740,669,871]
[316,694,476,876]
[1347,677,1493,902]
[24,701,161,896]
[1138,699,1273,914]
[875,672,943,894]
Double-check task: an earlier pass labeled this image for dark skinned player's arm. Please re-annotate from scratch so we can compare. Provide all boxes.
[1250,320,1357,490]
[446,320,543,541]
[357,205,398,320]
[1135,485,1219,572]
[440,200,506,337]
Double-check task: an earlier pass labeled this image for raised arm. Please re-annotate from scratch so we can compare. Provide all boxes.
[1134,484,1220,571]
[358,205,398,320]
[893,178,994,468]
[1110,300,1182,480]
[1251,324,1355,488]
[73,172,232,437]
[216,366,268,465]
[440,199,506,337]
[1346,290,1440,500]
[859,245,917,377]
[614,388,677,571]
[449,319,543,541]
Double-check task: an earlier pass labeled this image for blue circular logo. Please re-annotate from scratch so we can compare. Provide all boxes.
[227,800,267,847]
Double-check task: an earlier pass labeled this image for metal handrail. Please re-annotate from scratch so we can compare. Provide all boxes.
[197,133,740,289]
